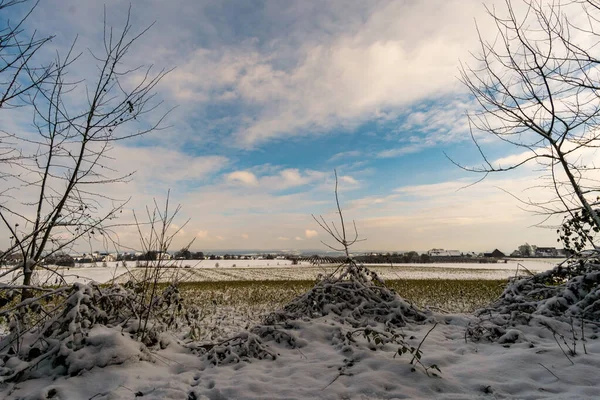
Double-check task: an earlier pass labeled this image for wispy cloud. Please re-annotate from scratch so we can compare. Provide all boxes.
[225,168,337,192]
[328,150,362,162]
[110,146,228,185]
[377,143,432,159]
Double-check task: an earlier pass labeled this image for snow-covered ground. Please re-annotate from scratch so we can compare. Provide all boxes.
[3,312,598,399]
[2,258,598,399]
[0,258,561,285]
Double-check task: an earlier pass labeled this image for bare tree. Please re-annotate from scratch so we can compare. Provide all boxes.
[0,0,55,107]
[0,4,171,296]
[0,1,55,177]
[456,0,600,251]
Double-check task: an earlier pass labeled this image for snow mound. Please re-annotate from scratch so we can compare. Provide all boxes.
[0,282,201,383]
[468,255,600,343]
[264,262,428,327]
[190,263,431,367]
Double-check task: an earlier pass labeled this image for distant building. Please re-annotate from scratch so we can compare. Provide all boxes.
[428,248,445,256]
[484,249,505,258]
[535,247,558,257]
[427,249,462,257]
[102,254,117,262]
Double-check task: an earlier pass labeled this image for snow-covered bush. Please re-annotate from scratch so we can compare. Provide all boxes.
[468,253,600,343]
[201,332,278,365]
[0,281,203,382]
[264,262,428,328]
[191,259,433,373]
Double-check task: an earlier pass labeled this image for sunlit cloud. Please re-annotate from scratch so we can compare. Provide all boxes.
[305,229,318,239]
[227,171,259,186]
[195,230,208,238]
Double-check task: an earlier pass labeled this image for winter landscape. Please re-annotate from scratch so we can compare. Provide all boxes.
[3,0,600,399]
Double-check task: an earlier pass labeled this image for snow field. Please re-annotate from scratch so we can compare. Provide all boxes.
[0,258,557,286]
[2,257,600,399]
[5,308,599,399]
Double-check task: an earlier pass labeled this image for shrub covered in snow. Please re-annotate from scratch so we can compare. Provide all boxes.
[0,281,202,382]
[264,262,428,327]
[468,253,600,343]
[191,261,435,375]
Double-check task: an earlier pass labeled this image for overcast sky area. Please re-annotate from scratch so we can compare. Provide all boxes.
[2,0,573,254]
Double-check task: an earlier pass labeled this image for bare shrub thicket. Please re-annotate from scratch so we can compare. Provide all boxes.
[0,196,204,383]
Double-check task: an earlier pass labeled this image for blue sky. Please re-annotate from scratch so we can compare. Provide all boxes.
[2,0,566,253]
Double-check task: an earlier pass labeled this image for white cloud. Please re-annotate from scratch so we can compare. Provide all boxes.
[295,236,304,241]
[110,145,228,184]
[348,196,391,210]
[226,171,259,186]
[225,167,332,192]
[160,0,498,148]
[277,236,290,241]
[196,230,209,239]
[260,169,326,191]
[491,150,540,170]
[241,233,249,239]
[339,175,359,185]
[305,229,318,239]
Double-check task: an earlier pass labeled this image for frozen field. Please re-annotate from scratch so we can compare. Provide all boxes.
[0,258,561,285]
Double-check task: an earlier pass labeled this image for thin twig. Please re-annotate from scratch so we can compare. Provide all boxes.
[410,323,438,366]
[538,362,560,380]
